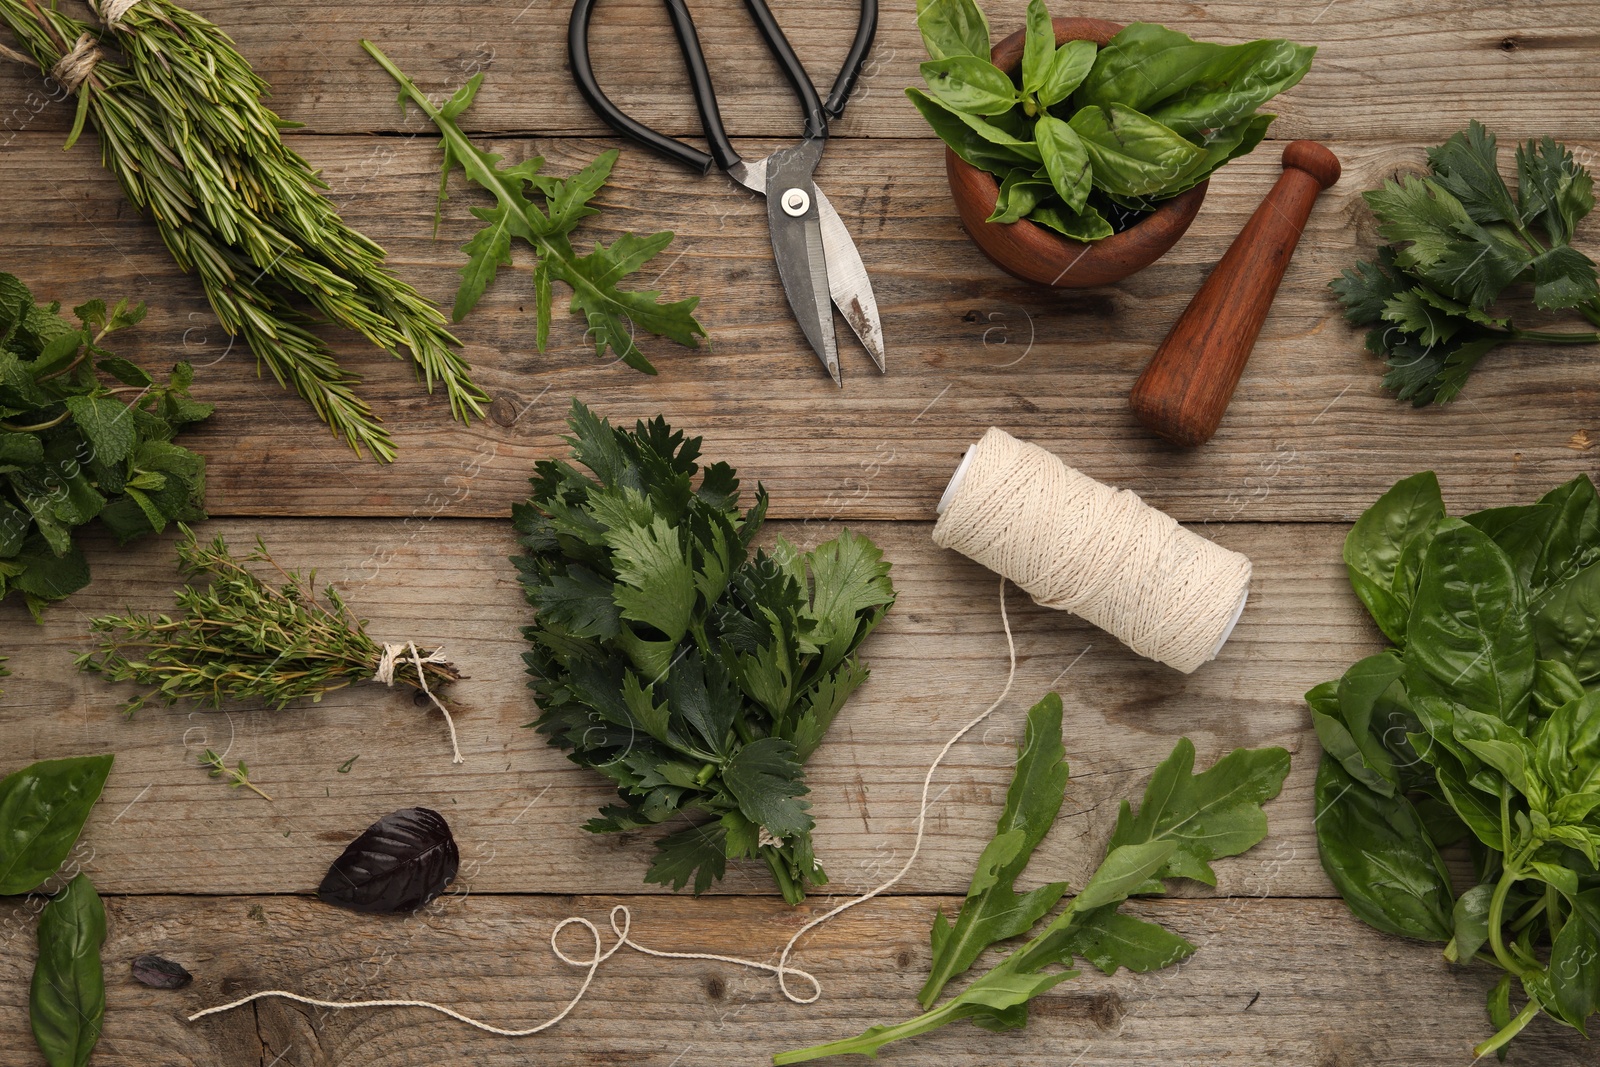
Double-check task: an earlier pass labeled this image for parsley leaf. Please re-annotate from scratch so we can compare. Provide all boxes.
[365,45,706,375]
[1334,123,1600,404]
[516,401,895,903]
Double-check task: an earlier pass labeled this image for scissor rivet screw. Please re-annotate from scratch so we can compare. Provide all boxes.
[781,187,811,217]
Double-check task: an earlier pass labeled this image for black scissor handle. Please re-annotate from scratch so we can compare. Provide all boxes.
[570,0,735,174]
[825,0,878,119]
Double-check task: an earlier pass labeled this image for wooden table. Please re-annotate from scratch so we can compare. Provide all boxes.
[2,1,1597,1063]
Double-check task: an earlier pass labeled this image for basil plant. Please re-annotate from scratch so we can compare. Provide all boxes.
[908,0,1315,240]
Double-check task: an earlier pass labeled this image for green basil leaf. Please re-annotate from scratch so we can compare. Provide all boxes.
[1343,471,1445,645]
[1037,38,1095,108]
[1466,502,1557,594]
[915,0,990,62]
[1548,895,1600,1028]
[1029,199,1114,241]
[1035,116,1092,213]
[1313,755,1454,942]
[0,755,114,895]
[1444,882,1493,964]
[1532,692,1600,800]
[30,873,105,1067]
[1020,0,1054,95]
[1165,112,1276,196]
[920,55,1019,116]
[1308,653,1405,796]
[1144,39,1315,137]
[1075,23,1224,113]
[1450,706,1539,801]
[1069,104,1204,199]
[987,170,1054,224]
[906,88,1042,172]
[1534,561,1600,682]
[1531,475,1600,594]
[1403,522,1535,725]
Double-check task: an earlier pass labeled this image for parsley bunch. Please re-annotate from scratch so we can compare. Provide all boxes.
[1333,122,1600,404]
[2,272,211,621]
[515,402,895,904]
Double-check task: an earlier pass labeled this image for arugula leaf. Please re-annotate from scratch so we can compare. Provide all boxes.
[919,693,1070,1007]
[776,730,1289,1063]
[365,46,705,375]
[518,402,895,903]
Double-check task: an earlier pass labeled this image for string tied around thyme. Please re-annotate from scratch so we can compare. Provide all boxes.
[189,579,1026,1032]
[374,641,463,765]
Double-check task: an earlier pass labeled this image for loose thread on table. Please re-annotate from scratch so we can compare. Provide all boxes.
[190,579,1023,1032]
[373,641,462,765]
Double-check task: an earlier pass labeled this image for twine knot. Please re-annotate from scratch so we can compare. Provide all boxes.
[94,0,144,30]
[373,641,463,764]
[50,34,103,93]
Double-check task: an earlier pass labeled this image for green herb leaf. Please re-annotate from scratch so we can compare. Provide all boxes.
[30,874,104,1067]
[723,736,811,840]
[921,56,1018,116]
[1516,136,1595,244]
[365,48,705,375]
[1342,470,1446,644]
[1036,39,1095,108]
[1065,906,1196,975]
[987,170,1054,225]
[905,89,1042,169]
[1313,755,1454,941]
[1425,121,1521,227]
[919,693,1070,1007]
[914,0,990,61]
[0,755,113,895]
[1035,116,1092,214]
[1029,200,1114,241]
[1144,39,1314,137]
[1068,104,1204,199]
[1020,0,1054,96]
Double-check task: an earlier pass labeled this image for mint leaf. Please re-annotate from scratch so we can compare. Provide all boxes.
[366,51,705,374]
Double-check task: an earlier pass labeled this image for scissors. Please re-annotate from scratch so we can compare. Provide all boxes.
[569,0,885,385]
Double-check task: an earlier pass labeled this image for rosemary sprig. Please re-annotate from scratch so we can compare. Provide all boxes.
[198,748,272,801]
[0,0,488,461]
[76,526,461,720]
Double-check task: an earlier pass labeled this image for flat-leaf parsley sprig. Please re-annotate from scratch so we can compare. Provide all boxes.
[1333,121,1600,404]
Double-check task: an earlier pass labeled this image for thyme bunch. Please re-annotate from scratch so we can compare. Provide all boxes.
[0,0,487,461]
[77,526,460,719]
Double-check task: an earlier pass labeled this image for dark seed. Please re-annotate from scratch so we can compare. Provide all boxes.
[131,954,193,989]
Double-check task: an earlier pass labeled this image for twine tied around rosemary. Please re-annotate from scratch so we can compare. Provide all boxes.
[93,0,143,29]
[374,642,463,765]
[0,30,100,92]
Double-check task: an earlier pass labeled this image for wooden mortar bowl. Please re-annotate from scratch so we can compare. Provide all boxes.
[945,17,1209,288]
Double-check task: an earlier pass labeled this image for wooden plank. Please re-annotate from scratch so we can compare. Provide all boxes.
[5,516,1370,898]
[3,1,1599,141]
[4,135,1596,523]
[0,893,1590,1065]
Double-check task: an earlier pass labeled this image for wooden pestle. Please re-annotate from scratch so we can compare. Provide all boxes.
[1129,140,1342,447]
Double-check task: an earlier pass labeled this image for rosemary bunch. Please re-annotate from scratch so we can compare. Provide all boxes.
[0,0,487,461]
[77,525,460,719]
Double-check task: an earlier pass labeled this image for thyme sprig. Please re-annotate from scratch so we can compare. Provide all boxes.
[77,526,460,719]
[0,0,487,461]
[198,748,271,801]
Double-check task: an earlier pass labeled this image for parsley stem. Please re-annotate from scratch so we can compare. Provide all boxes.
[1510,328,1600,345]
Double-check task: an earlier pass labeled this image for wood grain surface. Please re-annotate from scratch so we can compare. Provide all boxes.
[2,0,1597,1063]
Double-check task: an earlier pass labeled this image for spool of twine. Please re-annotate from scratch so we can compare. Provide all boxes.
[933,428,1251,673]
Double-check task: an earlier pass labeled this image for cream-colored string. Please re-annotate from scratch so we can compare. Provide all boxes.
[190,581,1021,1031]
[934,428,1250,674]
[187,905,820,1033]
[49,33,103,93]
[93,0,144,29]
[373,641,462,765]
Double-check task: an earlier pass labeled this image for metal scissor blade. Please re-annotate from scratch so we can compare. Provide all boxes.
[815,187,886,373]
[763,142,840,385]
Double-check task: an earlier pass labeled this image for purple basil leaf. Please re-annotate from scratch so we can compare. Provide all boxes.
[131,954,192,989]
[316,807,460,914]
